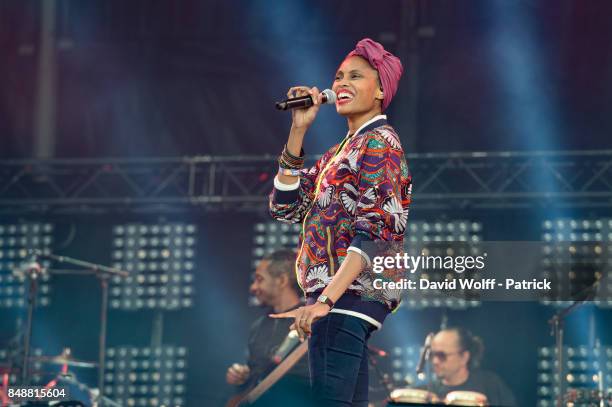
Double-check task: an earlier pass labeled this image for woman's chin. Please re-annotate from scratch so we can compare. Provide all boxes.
[335,104,354,116]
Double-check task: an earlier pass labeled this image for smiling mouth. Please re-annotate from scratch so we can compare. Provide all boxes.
[336,92,354,105]
[336,97,353,105]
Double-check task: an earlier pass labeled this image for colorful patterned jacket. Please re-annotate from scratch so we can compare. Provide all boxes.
[269,115,412,316]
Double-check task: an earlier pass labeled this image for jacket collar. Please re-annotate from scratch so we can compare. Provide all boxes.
[346,114,387,138]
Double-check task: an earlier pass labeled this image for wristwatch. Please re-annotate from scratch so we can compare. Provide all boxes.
[316,294,335,309]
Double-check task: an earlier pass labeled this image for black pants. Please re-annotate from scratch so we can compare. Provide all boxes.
[308,313,377,406]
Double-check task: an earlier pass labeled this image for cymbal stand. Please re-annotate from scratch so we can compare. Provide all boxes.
[31,250,128,407]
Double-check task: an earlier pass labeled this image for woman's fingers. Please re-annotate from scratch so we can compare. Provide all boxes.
[270,306,318,341]
[304,311,323,337]
[287,86,311,98]
[271,307,306,340]
[269,309,297,319]
[299,309,316,339]
[296,310,307,340]
[286,85,322,129]
[309,87,320,105]
[305,313,319,335]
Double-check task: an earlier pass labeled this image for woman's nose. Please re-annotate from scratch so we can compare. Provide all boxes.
[338,78,349,87]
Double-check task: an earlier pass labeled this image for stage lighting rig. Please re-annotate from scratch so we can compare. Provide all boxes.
[110,223,197,310]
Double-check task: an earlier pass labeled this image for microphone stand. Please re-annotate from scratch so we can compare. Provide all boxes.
[367,346,394,399]
[19,255,46,386]
[547,281,599,407]
[415,337,430,375]
[31,250,128,407]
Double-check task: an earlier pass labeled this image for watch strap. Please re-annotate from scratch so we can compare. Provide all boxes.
[317,295,335,309]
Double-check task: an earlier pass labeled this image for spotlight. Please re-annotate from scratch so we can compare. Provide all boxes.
[537,345,612,406]
[104,346,188,407]
[110,223,196,310]
[541,218,611,307]
[0,223,53,308]
[389,345,434,387]
[402,220,483,310]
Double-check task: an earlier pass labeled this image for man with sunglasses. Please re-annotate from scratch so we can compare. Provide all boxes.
[426,328,517,406]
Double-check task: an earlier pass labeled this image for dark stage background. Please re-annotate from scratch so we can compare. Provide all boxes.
[2,0,612,159]
[1,209,610,406]
[1,1,612,406]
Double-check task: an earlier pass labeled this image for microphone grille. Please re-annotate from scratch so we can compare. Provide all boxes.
[322,89,336,104]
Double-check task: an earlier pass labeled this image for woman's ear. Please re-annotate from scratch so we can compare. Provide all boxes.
[376,88,384,100]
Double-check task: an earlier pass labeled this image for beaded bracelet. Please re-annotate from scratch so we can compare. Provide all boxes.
[279,153,303,169]
[278,167,301,177]
[284,145,304,160]
[279,145,305,169]
[278,157,297,170]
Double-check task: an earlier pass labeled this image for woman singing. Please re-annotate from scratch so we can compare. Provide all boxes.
[269,38,412,406]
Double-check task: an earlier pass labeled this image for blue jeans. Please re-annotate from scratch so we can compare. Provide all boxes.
[308,313,377,406]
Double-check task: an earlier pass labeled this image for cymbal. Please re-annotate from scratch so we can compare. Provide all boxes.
[30,348,97,369]
[31,355,97,368]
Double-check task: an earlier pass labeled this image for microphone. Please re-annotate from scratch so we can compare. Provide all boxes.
[272,330,300,364]
[12,257,45,280]
[275,89,336,110]
[416,332,434,375]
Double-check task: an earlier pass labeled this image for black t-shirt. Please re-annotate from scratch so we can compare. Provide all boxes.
[243,307,310,390]
[425,370,517,407]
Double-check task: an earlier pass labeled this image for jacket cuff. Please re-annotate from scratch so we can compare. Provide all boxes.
[348,235,372,267]
[272,175,300,204]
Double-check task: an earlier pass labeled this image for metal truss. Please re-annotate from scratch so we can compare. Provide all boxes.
[1,150,612,214]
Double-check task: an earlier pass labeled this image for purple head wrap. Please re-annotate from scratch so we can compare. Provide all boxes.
[346,38,403,111]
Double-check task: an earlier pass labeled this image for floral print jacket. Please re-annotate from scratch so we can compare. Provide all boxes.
[269,116,412,311]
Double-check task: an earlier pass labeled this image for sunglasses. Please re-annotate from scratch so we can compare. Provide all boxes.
[431,350,463,362]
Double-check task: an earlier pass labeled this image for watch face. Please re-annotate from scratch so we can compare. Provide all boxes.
[318,295,332,307]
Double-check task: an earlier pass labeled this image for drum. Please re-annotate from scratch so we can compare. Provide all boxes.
[389,388,441,404]
[43,373,94,407]
[444,390,488,406]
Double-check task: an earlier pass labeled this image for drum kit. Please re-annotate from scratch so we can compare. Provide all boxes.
[365,339,490,407]
[1,251,128,407]
[381,277,608,407]
[0,347,97,406]
[388,388,488,406]
[366,328,489,407]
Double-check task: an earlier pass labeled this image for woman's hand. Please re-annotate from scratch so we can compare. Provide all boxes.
[287,86,323,130]
[269,302,330,341]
